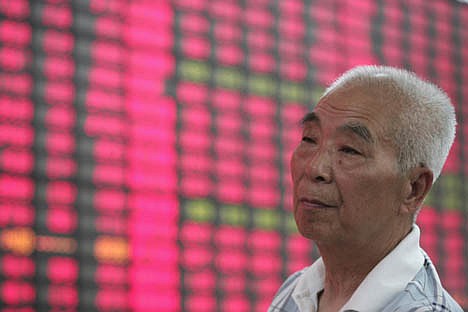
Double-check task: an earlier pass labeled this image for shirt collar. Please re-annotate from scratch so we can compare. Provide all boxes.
[292,225,425,312]
[292,257,325,312]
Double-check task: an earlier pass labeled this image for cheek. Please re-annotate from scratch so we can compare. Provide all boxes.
[340,172,398,214]
[294,208,313,237]
[351,175,384,197]
[290,150,302,181]
[335,154,367,171]
[336,171,375,202]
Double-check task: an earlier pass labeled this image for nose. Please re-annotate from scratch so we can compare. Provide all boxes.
[306,148,333,183]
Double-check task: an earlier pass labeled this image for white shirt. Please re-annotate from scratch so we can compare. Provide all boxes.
[291,225,425,312]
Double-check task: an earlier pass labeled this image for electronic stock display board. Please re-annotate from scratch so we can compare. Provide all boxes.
[0,0,467,311]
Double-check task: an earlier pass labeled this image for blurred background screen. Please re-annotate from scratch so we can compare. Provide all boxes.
[0,0,467,311]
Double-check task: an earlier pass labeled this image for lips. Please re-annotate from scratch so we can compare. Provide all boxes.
[299,197,337,209]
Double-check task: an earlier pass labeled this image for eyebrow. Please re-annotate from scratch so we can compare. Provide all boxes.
[301,112,374,144]
[300,112,320,125]
[339,122,374,144]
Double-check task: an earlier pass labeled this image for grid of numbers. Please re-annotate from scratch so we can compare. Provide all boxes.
[0,0,467,311]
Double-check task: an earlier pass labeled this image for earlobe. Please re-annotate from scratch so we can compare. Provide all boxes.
[401,167,433,214]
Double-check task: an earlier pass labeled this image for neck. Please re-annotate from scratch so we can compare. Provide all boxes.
[316,225,412,310]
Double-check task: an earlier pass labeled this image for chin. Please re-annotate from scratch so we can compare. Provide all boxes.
[297,223,339,245]
[297,225,320,241]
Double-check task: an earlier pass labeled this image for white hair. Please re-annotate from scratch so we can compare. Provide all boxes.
[323,65,456,183]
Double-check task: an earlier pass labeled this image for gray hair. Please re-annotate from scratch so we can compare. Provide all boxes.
[323,65,456,183]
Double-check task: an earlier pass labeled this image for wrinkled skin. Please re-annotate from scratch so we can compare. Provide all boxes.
[291,86,411,249]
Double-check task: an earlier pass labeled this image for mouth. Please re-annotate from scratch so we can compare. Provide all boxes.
[299,197,337,209]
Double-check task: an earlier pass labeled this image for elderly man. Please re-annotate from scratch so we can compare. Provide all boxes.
[269,66,462,312]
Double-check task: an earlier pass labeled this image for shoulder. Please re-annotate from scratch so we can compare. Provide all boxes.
[382,257,463,312]
[268,268,306,312]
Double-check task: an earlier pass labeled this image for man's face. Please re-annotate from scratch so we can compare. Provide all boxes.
[291,86,409,247]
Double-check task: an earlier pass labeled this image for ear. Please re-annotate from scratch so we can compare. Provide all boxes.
[401,166,434,215]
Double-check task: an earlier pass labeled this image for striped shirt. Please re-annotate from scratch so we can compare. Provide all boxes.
[269,227,463,312]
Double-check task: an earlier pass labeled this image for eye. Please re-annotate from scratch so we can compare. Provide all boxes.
[302,136,317,144]
[340,146,361,155]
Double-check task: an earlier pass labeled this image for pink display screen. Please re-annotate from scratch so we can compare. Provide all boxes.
[0,0,467,311]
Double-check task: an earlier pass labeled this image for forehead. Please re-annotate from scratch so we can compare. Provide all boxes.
[306,86,397,143]
[320,86,386,114]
